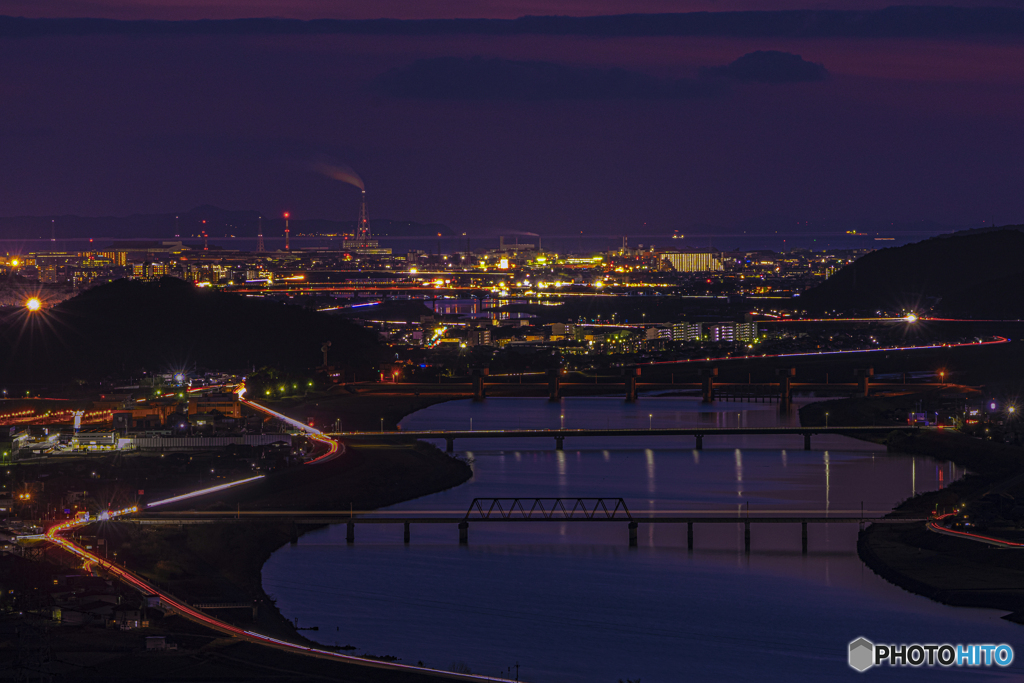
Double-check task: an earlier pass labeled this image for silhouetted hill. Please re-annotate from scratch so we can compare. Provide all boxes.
[0,206,454,240]
[0,278,382,383]
[799,228,1024,317]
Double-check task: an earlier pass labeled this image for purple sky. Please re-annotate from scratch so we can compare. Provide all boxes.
[7,1,1016,20]
[2,4,1024,236]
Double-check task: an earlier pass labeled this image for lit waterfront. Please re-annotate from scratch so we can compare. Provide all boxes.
[263,397,1016,682]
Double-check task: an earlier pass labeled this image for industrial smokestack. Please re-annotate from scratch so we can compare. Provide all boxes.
[357,191,370,242]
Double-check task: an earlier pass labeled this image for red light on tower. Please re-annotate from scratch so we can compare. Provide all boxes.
[284,212,290,250]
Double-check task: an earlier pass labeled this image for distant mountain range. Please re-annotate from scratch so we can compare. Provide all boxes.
[799,226,1024,317]
[0,205,456,241]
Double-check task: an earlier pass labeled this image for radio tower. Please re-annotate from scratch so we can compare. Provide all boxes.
[357,191,370,242]
[256,216,265,253]
[284,212,290,250]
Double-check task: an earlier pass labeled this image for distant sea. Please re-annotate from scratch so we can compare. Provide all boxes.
[0,232,949,256]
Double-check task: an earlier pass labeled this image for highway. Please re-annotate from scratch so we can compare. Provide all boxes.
[928,513,1024,549]
[336,426,920,438]
[237,387,342,464]
[335,425,921,452]
[645,335,1009,367]
[40,401,511,682]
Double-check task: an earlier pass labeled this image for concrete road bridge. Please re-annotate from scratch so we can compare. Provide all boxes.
[130,497,930,554]
[332,425,921,453]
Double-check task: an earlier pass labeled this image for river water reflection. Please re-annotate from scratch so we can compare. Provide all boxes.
[263,397,1019,682]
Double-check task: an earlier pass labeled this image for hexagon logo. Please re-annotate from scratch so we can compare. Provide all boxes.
[849,637,875,672]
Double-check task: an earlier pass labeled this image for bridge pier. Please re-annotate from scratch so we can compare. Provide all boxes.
[628,521,638,547]
[855,367,874,398]
[548,369,562,402]
[458,521,469,545]
[803,433,812,450]
[698,368,718,403]
[471,368,490,402]
[801,522,808,554]
[744,521,750,553]
[687,522,693,550]
[346,519,354,544]
[445,436,454,453]
[695,434,703,450]
[404,521,410,544]
[623,367,641,403]
[776,367,795,408]
[555,436,564,450]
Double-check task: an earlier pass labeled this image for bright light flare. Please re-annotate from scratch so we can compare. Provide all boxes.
[905,314,918,323]
[25,297,41,311]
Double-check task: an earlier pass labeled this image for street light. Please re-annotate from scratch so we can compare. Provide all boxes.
[649,414,653,429]
[825,412,829,428]
[24,297,41,312]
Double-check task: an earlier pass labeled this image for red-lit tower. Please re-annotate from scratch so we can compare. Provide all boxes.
[284,212,290,250]
[356,191,370,242]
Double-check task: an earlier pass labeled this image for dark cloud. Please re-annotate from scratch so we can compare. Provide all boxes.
[4,7,1024,39]
[368,56,718,101]
[701,50,828,84]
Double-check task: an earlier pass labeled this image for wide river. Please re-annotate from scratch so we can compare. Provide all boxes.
[263,397,1020,682]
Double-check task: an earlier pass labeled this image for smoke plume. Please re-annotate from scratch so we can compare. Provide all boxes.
[312,160,365,191]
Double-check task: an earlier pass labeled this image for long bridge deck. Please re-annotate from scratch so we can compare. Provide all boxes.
[331,425,920,451]
[130,497,929,553]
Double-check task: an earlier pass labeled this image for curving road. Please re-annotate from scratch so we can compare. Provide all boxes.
[41,399,508,682]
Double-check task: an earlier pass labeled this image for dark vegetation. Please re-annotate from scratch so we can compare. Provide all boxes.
[0,277,382,384]
[800,227,1024,316]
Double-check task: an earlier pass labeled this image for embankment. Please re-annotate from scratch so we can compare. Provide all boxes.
[802,394,1024,622]
[113,440,472,644]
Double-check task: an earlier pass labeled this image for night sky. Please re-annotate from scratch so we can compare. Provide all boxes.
[2,1,1024,237]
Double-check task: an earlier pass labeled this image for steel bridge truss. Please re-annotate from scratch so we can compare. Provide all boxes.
[464,497,632,521]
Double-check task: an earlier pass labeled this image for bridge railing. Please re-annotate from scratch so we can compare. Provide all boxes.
[465,497,632,521]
